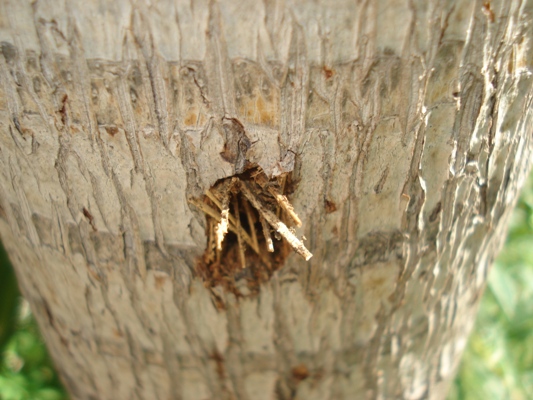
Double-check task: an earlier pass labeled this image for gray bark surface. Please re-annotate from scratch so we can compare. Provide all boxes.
[1,0,532,399]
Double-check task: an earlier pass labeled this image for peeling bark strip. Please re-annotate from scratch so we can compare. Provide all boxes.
[220,117,252,174]
[193,164,310,296]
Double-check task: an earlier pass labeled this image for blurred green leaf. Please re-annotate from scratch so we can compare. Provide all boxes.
[488,265,518,319]
[0,242,67,400]
[34,388,67,400]
[0,242,20,350]
[450,172,533,400]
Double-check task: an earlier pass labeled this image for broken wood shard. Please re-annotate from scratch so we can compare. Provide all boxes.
[216,209,229,250]
[269,189,303,227]
[233,197,247,269]
[260,215,274,252]
[214,180,233,250]
[239,180,313,261]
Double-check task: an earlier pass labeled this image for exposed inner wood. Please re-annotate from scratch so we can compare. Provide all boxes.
[193,164,310,295]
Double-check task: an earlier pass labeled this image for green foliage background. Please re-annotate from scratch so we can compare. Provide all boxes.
[449,173,533,400]
[0,243,65,400]
[0,174,532,400]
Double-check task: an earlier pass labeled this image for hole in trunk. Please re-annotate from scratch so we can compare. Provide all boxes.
[191,164,310,299]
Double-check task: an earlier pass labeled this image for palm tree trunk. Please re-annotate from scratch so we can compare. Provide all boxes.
[1,0,532,398]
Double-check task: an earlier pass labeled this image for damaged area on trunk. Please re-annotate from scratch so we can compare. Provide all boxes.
[190,164,311,298]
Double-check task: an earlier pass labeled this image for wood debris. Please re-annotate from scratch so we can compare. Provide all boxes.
[238,180,312,261]
[193,165,312,288]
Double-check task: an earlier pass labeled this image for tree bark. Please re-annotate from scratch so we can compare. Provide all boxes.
[1,0,532,399]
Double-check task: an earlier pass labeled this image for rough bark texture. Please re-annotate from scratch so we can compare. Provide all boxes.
[1,0,533,399]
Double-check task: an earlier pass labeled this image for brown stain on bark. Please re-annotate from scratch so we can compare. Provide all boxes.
[184,112,197,126]
[154,275,166,290]
[482,1,496,23]
[325,199,337,214]
[323,66,334,79]
[112,328,124,338]
[58,94,68,126]
[104,126,119,137]
[210,350,226,379]
[291,364,309,381]
[238,95,277,125]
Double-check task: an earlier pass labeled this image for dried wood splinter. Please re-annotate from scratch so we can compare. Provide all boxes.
[214,179,234,250]
[260,215,274,252]
[238,180,312,261]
